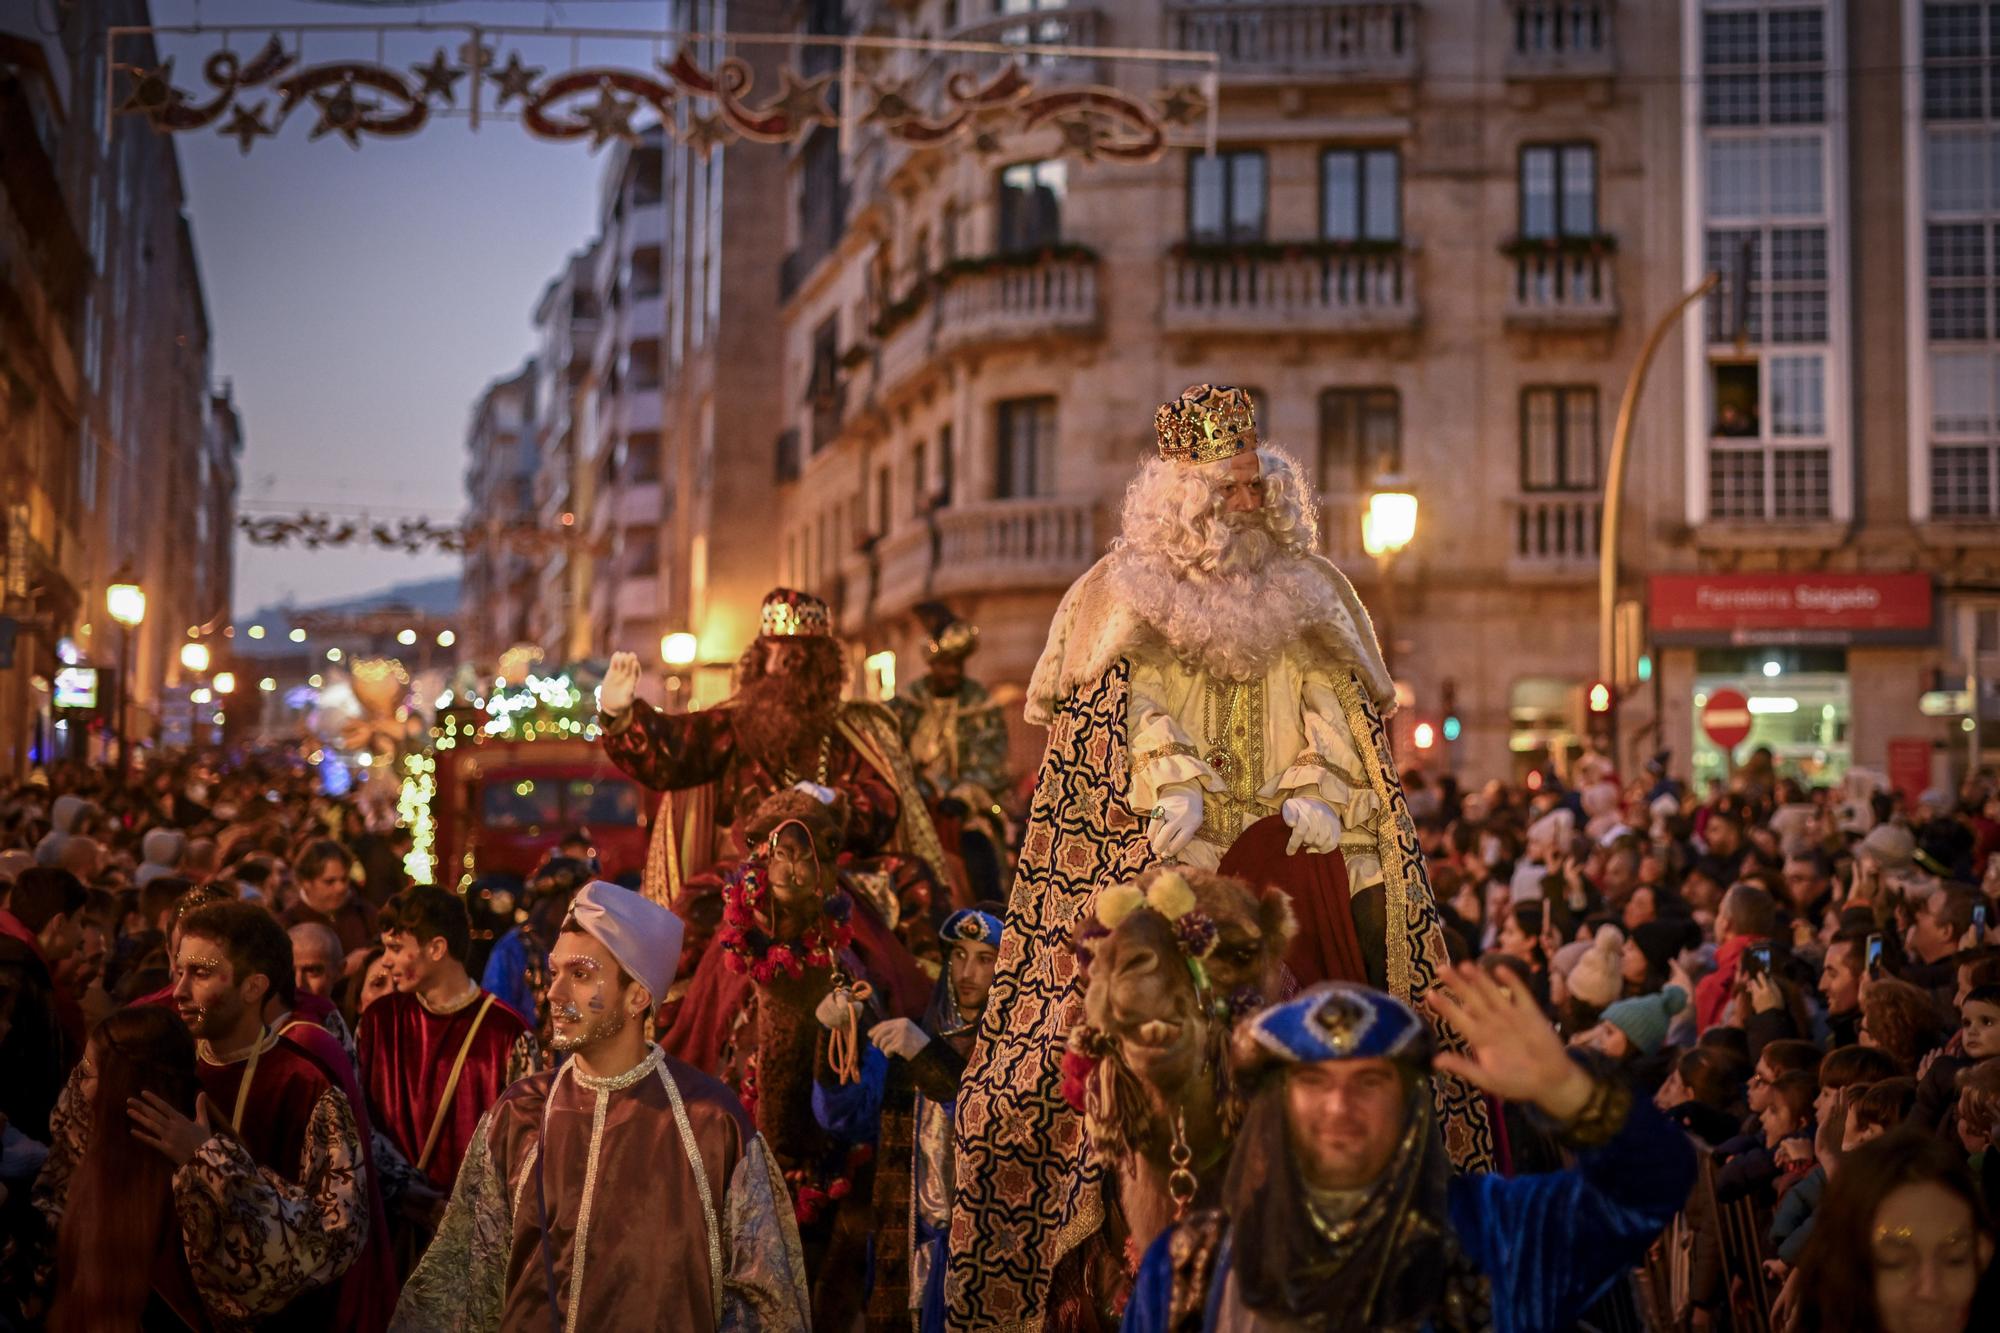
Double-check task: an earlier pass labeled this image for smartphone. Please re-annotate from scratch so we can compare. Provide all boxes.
[1977,904,1989,933]
[1745,943,1772,978]
[1865,932,1884,978]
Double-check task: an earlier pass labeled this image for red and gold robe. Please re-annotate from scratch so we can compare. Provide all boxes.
[391,1044,809,1333]
[357,988,537,1192]
[599,697,952,907]
[175,1033,378,1330]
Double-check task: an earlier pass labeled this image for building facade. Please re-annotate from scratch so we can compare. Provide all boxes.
[462,361,540,664]
[0,0,240,775]
[769,0,1676,780]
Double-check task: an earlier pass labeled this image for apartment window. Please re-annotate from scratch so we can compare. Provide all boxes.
[1923,2,2000,121]
[875,465,892,537]
[1520,387,1599,491]
[799,127,845,262]
[808,315,842,455]
[910,440,929,517]
[1930,348,2000,516]
[998,160,1066,253]
[1519,144,1597,239]
[939,423,956,505]
[1321,148,1399,243]
[1189,150,1267,244]
[995,397,1057,498]
[1702,5,1825,126]
[1317,389,1400,493]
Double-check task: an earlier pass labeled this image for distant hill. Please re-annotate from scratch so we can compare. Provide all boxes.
[237,574,462,628]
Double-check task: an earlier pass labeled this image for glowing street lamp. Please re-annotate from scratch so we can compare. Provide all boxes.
[212,671,236,695]
[397,628,418,646]
[661,632,698,667]
[105,566,145,778]
[1360,480,1418,676]
[179,642,212,674]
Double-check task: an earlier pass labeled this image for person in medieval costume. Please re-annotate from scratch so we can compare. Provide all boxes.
[890,604,1015,908]
[948,384,1490,1331]
[597,586,955,951]
[392,880,811,1332]
[1123,968,1695,1332]
[811,903,1004,1333]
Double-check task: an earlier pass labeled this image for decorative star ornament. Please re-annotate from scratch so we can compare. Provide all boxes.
[491,51,543,107]
[310,79,370,146]
[1154,83,1208,128]
[761,67,836,130]
[863,79,920,126]
[412,48,464,105]
[218,103,274,154]
[579,82,639,148]
[683,110,735,159]
[119,61,180,118]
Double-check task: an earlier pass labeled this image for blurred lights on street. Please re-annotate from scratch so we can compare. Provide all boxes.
[213,672,236,694]
[436,629,456,647]
[259,677,277,692]
[328,647,343,662]
[247,625,266,639]
[398,629,417,645]
[289,628,307,642]
[1746,696,1797,714]
[180,642,211,673]
[190,688,213,704]
[1413,722,1436,749]
[1761,660,1782,678]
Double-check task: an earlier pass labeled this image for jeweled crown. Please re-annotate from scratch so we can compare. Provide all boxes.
[759,587,833,638]
[1154,383,1258,465]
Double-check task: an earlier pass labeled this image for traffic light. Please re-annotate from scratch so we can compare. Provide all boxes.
[1440,678,1460,744]
[1441,715,1462,742]
[1585,680,1614,741]
[1413,721,1436,750]
[1587,681,1613,714]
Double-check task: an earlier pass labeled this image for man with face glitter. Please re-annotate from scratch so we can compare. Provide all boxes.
[949,384,1484,1329]
[125,899,385,1330]
[393,880,810,1332]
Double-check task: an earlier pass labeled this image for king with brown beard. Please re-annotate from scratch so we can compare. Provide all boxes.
[596,589,951,1010]
[946,385,1493,1333]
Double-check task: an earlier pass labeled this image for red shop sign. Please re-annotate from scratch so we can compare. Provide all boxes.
[1649,573,1933,644]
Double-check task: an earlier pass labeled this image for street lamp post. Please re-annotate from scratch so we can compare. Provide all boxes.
[105,567,146,779]
[1362,481,1419,676]
[661,631,698,713]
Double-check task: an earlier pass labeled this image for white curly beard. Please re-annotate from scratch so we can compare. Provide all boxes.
[1107,521,1339,682]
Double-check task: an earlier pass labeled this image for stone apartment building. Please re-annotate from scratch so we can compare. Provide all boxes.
[0,0,240,775]
[462,360,539,664]
[770,0,1677,780]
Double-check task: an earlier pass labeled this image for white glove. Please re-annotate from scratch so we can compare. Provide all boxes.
[1148,784,1204,860]
[813,989,863,1031]
[868,1017,932,1060]
[598,651,641,717]
[792,780,838,806]
[1281,796,1341,856]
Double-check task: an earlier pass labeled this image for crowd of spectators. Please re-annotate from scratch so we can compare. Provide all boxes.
[1411,750,2000,1332]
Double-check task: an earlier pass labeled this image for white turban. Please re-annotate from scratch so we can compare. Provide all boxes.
[564,881,686,1005]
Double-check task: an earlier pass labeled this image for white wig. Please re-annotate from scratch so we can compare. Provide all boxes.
[1107,443,1348,682]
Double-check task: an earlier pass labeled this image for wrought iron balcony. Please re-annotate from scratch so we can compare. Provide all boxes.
[1503,247,1618,331]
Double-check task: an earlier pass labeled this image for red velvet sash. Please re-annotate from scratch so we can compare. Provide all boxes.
[1217,815,1370,987]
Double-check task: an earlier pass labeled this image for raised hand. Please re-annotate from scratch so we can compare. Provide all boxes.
[598,652,642,717]
[1424,962,1594,1123]
[128,1090,217,1168]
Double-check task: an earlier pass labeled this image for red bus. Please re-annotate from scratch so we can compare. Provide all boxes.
[433,737,649,885]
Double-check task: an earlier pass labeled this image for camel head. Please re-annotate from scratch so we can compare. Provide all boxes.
[1065,867,1296,1160]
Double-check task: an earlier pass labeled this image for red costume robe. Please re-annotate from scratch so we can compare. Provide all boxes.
[357,987,537,1192]
[176,1033,379,1330]
[391,1045,810,1332]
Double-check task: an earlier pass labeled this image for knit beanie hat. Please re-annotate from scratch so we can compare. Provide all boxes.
[1566,925,1626,1009]
[1602,984,1688,1057]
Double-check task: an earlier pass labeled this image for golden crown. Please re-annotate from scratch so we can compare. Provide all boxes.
[759,588,833,638]
[1155,383,1258,465]
[927,621,979,661]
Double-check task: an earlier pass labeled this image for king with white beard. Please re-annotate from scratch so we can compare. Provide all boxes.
[947,385,1490,1332]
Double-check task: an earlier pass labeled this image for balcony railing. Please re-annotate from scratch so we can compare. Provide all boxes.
[937,255,1102,354]
[1504,249,1617,329]
[1169,2,1418,80]
[1163,250,1417,336]
[1505,1,1616,81]
[948,5,1106,83]
[1508,495,1601,573]
[871,498,1099,617]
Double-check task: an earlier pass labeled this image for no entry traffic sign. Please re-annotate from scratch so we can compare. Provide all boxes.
[1702,688,1753,750]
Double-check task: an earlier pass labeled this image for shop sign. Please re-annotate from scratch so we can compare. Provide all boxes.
[1701,688,1753,750]
[1648,573,1933,645]
[1887,737,1935,807]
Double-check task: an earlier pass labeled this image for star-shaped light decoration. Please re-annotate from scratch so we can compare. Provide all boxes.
[578,82,640,149]
[412,48,464,105]
[490,51,543,107]
[218,103,274,154]
[1154,83,1209,128]
[309,79,371,147]
[760,67,836,132]
[862,79,921,126]
[1053,112,1108,161]
[682,110,737,159]
[119,60,181,118]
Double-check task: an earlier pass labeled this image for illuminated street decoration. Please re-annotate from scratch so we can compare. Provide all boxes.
[237,511,606,557]
[105,23,1215,164]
